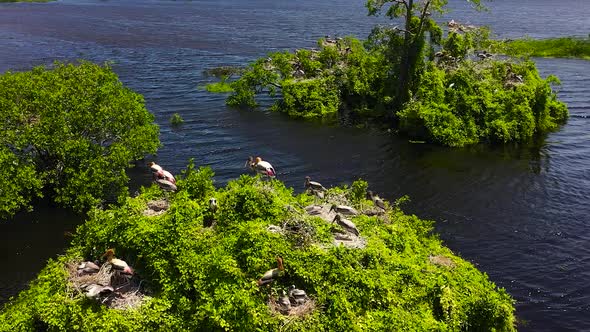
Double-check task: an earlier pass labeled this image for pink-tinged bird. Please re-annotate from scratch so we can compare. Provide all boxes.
[103,249,134,275]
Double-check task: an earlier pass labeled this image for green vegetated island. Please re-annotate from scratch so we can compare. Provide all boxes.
[0,163,515,331]
[3,0,581,330]
[207,0,571,147]
[0,63,516,330]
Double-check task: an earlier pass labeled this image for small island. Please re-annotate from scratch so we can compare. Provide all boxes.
[0,164,516,330]
[208,0,569,147]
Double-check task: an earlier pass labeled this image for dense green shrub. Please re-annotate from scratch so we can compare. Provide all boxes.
[397,60,568,146]
[0,61,159,218]
[215,1,569,147]
[497,37,590,60]
[1,167,516,331]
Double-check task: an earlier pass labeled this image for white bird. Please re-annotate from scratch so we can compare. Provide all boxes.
[333,214,359,236]
[148,162,162,173]
[103,249,134,275]
[155,179,177,192]
[257,256,284,286]
[246,156,276,178]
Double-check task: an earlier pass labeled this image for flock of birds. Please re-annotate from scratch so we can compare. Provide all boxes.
[145,156,388,312]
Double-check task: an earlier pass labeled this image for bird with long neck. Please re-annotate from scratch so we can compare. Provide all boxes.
[103,249,133,275]
[329,204,359,216]
[333,214,360,236]
[246,156,276,178]
[257,256,284,286]
[304,176,326,191]
[367,190,386,211]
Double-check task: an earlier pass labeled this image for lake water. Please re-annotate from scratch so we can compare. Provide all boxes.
[0,0,589,330]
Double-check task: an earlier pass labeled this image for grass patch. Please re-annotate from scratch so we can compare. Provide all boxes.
[205,81,234,93]
[499,37,590,60]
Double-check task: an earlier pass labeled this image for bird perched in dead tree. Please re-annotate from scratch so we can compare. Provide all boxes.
[257,256,284,286]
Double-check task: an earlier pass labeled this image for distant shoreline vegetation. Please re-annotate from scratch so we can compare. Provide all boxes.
[0,0,55,3]
[497,36,590,60]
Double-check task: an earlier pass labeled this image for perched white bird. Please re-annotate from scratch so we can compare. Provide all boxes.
[257,256,284,286]
[77,261,100,276]
[246,156,276,178]
[103,249,133,275]
[81,284,114,299]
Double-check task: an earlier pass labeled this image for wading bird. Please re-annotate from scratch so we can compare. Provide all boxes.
[81,283,114,300]
[367,190,386,210]
[246,156,276,179]
[305,176,326,191]
[257,256,284,286]
[149,162,177,191]
[77,261,100,276]
[289,285,308,306]
[103,249,134,276]
[333,214,359,236]
[329,204,359,216]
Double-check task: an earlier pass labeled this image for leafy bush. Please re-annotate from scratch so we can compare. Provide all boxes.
[0,61,159,218]
[1,167,516,331]
[397,60,568,146]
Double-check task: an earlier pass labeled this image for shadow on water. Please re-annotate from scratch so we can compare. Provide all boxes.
[0,202,79,304]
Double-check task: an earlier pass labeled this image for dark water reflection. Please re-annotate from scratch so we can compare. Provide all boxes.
[1,0,589,330]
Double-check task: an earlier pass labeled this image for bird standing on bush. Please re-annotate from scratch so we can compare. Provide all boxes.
[333,214,360,236]
[329,204,359,216]
[367,190,386,211]
[246,156,276,179]
[148,162,177,191]
[103,249,134,275]
[257,256,284,286]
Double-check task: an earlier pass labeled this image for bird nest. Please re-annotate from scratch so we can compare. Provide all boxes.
[66,261,149,310]
[428,255,456,268]
[268,296,316,318]
[142,199,170,217]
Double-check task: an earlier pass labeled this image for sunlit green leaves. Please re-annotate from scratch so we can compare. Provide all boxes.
[0,61,160,218]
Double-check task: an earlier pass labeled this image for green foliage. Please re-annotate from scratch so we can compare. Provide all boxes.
[349,179,368,205]
[0,61,160,218]
[272,77,340,120]
[213,0,568,148]
[205,81,234,93]
[1,167,516,331]
[498,37,590,60]
[397,60,568,146]
[169,113,184,125]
